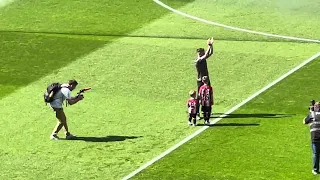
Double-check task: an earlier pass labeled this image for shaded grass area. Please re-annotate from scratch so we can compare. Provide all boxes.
[0,0,194,34]
[0,33,109,99]
[0,0,193,99]
[133,57,320,180]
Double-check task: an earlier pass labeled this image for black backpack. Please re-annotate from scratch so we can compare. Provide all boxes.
[44,82,62,104]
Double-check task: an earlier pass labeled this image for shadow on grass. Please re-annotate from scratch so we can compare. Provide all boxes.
[0,30,314,44]
[65,135,142,142]
[197,113,295,120]
[219,113,295,119]
[197,123,260,127]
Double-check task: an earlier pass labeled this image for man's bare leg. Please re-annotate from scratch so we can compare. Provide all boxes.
[51,108,71,139]
[53,122,63,134]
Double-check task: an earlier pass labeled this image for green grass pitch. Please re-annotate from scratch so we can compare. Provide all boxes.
[0,0,319,179]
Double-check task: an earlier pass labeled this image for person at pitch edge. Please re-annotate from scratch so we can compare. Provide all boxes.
[304,100,320,175]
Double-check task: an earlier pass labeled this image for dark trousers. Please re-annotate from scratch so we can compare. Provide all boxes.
[188,114,196,124]
[196,76,211,115]
[201,106,212,121]
[312,142,320,171]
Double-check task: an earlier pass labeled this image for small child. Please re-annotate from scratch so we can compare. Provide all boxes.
[187,90,198,126]
[198,76,214,125]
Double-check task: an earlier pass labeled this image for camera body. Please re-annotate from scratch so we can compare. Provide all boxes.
[76,93,84,98]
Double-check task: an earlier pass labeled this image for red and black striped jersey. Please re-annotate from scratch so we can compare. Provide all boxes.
[199,84,213,106]
[187,98,198,114]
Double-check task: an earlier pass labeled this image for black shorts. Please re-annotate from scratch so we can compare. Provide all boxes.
[52,107,63,112]
[201,106,212,113]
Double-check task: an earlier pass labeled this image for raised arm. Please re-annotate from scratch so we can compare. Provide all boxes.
[207,43,213,57]
[197,38,214,61]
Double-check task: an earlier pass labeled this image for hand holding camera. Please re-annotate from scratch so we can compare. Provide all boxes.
[78,94,84,100]
[76,87,91,100]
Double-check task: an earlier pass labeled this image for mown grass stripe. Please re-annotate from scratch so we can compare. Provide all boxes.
[122,51,320,180]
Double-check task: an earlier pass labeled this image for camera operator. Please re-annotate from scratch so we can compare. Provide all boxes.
[49,79,84,140]
[304,101,320,175]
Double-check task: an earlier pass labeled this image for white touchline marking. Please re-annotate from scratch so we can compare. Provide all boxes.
[153,0,320,43]
[122,51,320,180]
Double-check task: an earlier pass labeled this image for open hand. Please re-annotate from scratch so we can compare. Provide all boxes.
[207,37,214,45]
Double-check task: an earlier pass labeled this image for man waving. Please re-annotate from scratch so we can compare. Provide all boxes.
[194,37,214,119]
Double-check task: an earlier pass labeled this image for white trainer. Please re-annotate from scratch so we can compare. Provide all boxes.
[50,134,60,140]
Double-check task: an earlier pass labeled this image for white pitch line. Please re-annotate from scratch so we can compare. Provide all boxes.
[153,0,320,43]
[122,51,320,180]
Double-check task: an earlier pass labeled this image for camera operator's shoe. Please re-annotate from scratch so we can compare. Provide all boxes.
[50,133,60,140]
[66,133,76,140]
[312,170,319,175]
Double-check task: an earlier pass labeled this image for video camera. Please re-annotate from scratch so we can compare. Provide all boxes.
[309,100,316,111]
[76,87,91,98]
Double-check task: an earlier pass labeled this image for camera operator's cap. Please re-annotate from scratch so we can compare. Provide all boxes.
[189,90,196,96]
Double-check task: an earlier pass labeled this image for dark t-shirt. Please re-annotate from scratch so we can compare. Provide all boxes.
[195,58,209,79]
